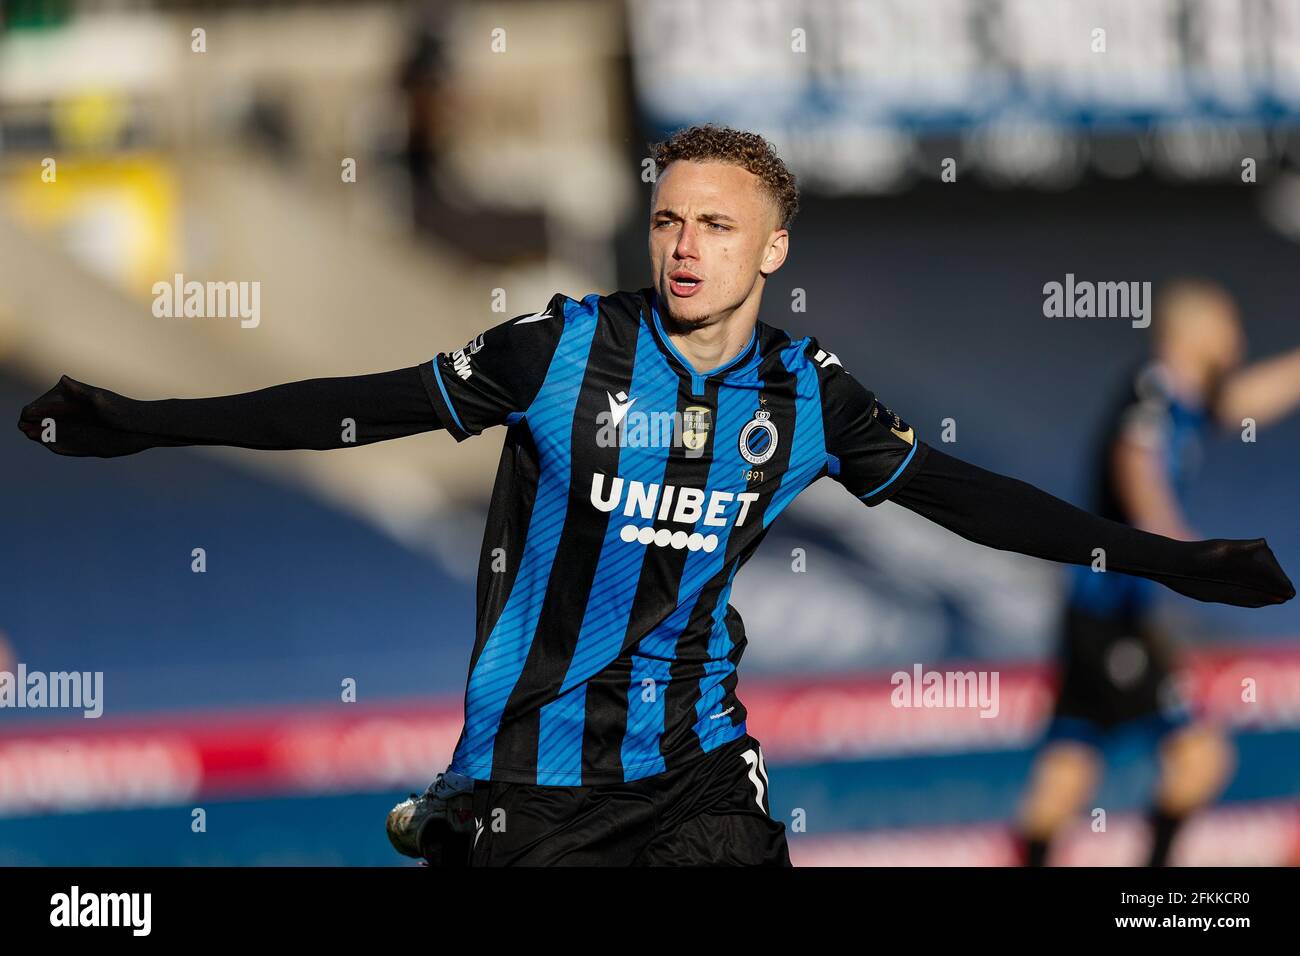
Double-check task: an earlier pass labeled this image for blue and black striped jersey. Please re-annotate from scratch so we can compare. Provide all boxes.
[420,287,927,785]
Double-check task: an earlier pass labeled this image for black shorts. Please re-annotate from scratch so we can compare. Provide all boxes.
[468,733,791,866]
[1049,605,1189,736]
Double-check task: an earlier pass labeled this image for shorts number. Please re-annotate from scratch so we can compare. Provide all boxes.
[740,746,770,814]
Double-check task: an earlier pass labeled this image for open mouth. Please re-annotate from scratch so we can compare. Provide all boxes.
[669,274,703,297]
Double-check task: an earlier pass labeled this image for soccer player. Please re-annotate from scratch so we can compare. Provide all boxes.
[18,126,1295,867]
[1017,279,1300,867]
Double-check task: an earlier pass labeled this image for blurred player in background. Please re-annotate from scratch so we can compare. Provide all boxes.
[1017,279,1300,867]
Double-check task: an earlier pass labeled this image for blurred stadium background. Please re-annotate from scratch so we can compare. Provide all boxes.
[3,0,1300,865]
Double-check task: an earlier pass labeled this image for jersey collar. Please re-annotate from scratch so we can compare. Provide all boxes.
[641,287,761,397]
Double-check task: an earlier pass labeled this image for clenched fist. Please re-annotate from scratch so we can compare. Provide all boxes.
[17,376,154,458]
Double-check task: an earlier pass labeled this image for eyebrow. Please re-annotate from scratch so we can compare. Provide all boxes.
[652,209,738,224]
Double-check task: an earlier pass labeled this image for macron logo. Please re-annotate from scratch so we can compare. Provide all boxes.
[813,348,841,369]
[607,390,637,427]
[514,309,552,325]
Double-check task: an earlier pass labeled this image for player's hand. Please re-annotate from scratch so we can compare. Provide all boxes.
[16,375,154,458]
[1157,537,1297,608]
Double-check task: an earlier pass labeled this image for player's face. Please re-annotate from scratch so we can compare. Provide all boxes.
[649,160,788,329]
[1173,299,1245,394]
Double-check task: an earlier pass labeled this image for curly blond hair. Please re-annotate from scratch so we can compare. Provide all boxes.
[650,124,799,230]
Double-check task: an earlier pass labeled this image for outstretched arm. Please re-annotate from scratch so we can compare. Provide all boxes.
[888,446,1294,609]
[808,339,1293,611]
[17,367,442,457]
[17,292,575,458]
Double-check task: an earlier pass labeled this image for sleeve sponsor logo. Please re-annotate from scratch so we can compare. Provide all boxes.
[449,333,485,380]
[873,401,914,445]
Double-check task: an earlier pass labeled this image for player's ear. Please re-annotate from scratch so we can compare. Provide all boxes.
[759,229,789,277]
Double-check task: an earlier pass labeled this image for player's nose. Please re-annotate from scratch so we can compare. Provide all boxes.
[673,222,700,257]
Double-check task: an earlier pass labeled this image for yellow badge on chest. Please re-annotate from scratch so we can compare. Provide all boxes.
[682,405,711,451]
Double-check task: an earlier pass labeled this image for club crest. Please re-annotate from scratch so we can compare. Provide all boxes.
[738,399,778,465]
